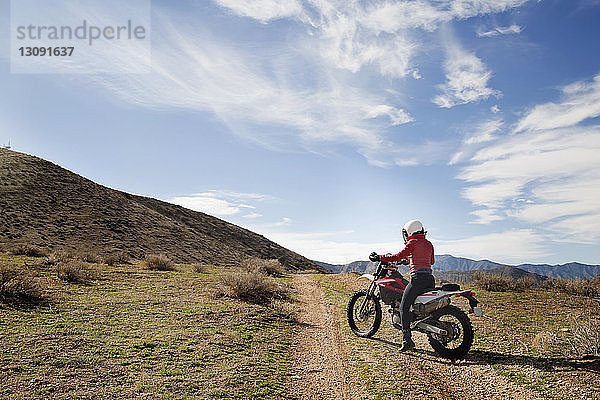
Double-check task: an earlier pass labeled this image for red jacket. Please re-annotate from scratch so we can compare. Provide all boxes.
[380,234,434,273]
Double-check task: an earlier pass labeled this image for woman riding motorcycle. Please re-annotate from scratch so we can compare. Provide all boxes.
[370,219,435,352]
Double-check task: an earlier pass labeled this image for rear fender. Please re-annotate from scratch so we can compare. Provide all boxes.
[356,273,375,282]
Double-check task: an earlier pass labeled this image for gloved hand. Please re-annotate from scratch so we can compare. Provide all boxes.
[369,252,380,262]
[399,258,409,265]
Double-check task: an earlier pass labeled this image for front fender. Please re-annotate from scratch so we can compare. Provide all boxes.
[356,273,375,282]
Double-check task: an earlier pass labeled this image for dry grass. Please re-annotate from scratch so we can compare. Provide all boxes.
[473,272,544,292]
[242,257,286,277]
[567,317,600,357]
[192,263,208,273]
[10,244,48,257]
[75,251,99,263]
[0,265,45,305]
[218,270,291,304]
[531,331,559,352]
[57,261,97,284]
[473,271,515,292]
[43,249,75,266]
[270,299,298,322]
[142,254,176,271]
[543,277,600,298]
[102,252,130,266]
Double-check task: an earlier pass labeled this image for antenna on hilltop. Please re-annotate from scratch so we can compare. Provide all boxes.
[2,140,11,150]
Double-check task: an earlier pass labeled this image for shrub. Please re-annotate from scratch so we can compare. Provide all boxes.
[43,250,74,266]
[57,261,97,284]
[532,331,559,352]
[242,257,286,277]
[103,252,130,266]
[270,299,298,322]
[543,277,600,298]
[0,265,45,305]
[472,271,514,292]
[10,244,48,257]
[218,270,291,304]
[567,317,600,357]
[76,251,100,263]
[192,263,208,273]
[142,254,176,271]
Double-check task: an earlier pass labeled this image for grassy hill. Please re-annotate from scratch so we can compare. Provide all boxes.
[0,148,321,271]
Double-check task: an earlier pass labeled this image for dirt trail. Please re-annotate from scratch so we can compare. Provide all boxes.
[288,274,367,400]
[290,273,547,400]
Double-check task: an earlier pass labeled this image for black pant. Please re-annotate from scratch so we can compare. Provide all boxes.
[400,273,435,333]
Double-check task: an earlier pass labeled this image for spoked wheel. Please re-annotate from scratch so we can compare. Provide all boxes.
[427,305,473,359]
[347,290,382,338]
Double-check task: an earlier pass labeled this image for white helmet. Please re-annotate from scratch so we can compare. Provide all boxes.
[402,220,425,242]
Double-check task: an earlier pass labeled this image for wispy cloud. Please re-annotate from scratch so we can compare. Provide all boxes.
[457,73,600,243]
[449,118,503,164]
[38,1,531,166]
[214,0,302,22]
[433,229,548,263]
[477,24,523,37]
[432,39,499,108]
[167,190,269,217]
[516,74,600,132]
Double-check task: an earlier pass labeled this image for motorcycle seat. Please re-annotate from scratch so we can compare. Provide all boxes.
[436,283,460,291]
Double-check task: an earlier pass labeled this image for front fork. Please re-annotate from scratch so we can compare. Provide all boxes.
[357,281,377,317]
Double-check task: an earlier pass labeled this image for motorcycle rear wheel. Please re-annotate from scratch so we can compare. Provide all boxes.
[347,290,382,338]
[426,305,473,359]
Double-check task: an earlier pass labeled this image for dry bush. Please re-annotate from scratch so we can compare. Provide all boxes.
[0,265,45,305]
[567,317,600,357]
[76,251,100,263]
[57,261,97,284]
[218,270,291,304]
[270,299,298,322]
[242,257,286,277]
[192,263,208,273]
[473,271,514,292]
[102,252,130,266]
[43,250,74,266]
[514,276,538,291]
[532,331,559,353]
[543,277,600,298]
[142,254,176,271]
[10,244,48,257]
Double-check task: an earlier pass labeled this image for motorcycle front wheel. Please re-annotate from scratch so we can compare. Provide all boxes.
[427,305,474,359]
[347,289,382,338]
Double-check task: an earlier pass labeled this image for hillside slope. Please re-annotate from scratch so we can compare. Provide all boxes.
[0,149,321,271]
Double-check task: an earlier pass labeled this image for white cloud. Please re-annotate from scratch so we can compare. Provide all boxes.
[449,118,503,164]
[516,74,600,132]
[433,229,548,263]
[457,73,600,243]
[167,190,268,217]
[214,0,302,22]
[468,209,504,224]
[432,40,499,108]
[251,228,399,264]
[477,24,523,37]
[243,213,263,219]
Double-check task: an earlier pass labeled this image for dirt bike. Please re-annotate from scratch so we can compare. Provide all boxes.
[347,260,482,359]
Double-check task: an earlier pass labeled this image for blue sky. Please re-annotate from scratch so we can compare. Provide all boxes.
[1,0,600,265]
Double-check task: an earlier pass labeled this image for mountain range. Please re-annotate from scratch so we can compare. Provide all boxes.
[316,254,600,280]
[0,148,322,271]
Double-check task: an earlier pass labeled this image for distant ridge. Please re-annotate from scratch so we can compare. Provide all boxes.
[316,254,600,280]
[0,148,323,271]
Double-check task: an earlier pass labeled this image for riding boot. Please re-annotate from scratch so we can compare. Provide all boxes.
[399,330,415,352]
